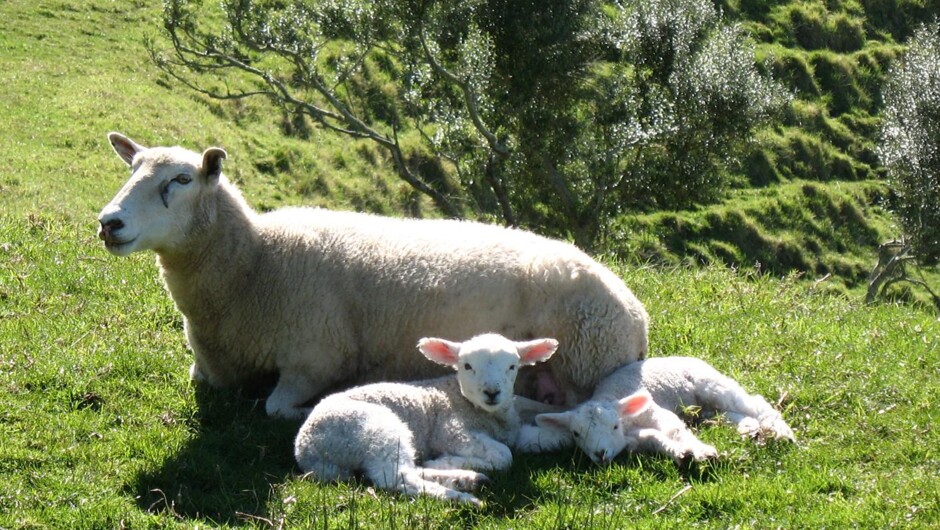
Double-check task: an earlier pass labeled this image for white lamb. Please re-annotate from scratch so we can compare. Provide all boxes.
[293,333,558,505]
[528,356,794,464]
[96,133,648,418]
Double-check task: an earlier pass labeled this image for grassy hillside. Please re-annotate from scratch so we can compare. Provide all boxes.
[605,0,939,302]
[1,0,939,528]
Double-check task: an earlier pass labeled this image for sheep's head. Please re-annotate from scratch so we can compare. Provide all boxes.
[535,391,653,464]
[418,333,558,413]
[97,132,227,256]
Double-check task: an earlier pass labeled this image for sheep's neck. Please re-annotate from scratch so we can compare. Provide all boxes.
[158,182,261,323]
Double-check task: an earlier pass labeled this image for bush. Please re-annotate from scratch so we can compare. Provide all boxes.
[878,22,940,263]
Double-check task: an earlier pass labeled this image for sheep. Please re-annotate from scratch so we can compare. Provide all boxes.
[526,356,794,464]
[293,333,558,505]
[96,133,649,418]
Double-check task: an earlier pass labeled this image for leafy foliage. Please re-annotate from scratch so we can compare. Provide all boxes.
[879,22,940,264]
[153,0,787,249]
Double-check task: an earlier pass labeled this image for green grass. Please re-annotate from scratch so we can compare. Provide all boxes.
[2,0,940,527]
[2,217,938,527]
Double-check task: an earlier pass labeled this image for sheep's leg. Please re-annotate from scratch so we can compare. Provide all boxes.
[694,379,794,441]
[188,362,208,383]
[367,460,482,505]
[424,432,513,471]
[265,371,320,419]
[515,423,574,453]
[629,427,716,463]
[297,456,354,483]
[418,468,490,492]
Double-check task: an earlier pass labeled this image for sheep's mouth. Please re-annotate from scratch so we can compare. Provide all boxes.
[103,237,137,254]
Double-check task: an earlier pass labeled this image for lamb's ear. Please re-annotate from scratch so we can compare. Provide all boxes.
[202,147,227,184]
[108,132,145,166]
[535,412,572,431]
[618,391,652,418]
[516,338,559,365]
[417,337,462,368]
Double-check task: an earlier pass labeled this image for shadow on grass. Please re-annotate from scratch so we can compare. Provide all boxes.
[127,379,301,526]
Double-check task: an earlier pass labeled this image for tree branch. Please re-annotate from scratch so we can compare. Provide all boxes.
[418,28,510,159]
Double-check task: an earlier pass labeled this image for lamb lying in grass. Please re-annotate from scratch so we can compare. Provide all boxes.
[527,356,794,464]
[294,333,558,505]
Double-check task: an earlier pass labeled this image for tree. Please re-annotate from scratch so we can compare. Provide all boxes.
[151,0,787,250]
[871,22,940,310]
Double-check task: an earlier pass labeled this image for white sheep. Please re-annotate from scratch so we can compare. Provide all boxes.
[526,356,794,464]
[293,333,558,505]
[97,133,649,418]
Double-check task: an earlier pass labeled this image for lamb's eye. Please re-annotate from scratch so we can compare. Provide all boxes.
[463,363,472,370]
[173,173,192,185]
[572,431,580,438]
[613,424,619,431]
[509,364,516,371]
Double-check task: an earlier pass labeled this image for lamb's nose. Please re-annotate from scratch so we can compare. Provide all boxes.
[484,389,500,402]
[98,218,124,240]
[594,450,608,463]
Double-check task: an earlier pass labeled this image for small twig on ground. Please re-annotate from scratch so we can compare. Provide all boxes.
[652,484,693,516]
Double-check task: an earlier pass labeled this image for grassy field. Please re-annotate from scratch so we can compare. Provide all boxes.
[2,0,939,528]
[2,216,938,528]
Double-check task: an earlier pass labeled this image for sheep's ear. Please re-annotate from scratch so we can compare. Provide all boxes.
[618,391,652,418]
[516,338,559,365]
[108,132,145,166]
[535,412,571,431]
[202,147,227,184]
[417,337,462,368]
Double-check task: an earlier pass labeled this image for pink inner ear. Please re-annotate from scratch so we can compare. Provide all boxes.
[619,393,651,417]
[418,338,460,366]
[519,338,559,364]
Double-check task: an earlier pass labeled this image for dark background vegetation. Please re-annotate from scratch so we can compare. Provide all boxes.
[151,0,939,306]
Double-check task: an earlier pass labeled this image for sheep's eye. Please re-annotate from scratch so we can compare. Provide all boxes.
[509,364,516,371]
[463,363,472,370]
[613,424,619,431]
[173,173,192,185]
[572,431,580,438]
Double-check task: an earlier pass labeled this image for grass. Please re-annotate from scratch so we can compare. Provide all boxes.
[2,0,939,527]
[2,216,938,527]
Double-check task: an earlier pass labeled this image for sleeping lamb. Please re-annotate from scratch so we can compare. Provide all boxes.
[96,133,649,418]
[526,356,794,464]
[294,333,558,505]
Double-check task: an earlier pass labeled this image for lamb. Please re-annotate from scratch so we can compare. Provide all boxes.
[527,356,794,464]
[96,133,649,418]
[293,333,558,505]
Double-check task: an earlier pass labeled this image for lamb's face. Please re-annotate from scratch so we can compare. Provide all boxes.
[97,133,226,256]
[417,333,559,414]
[536,391,654,465]
[537,402,628,464]
[455,344,522,413]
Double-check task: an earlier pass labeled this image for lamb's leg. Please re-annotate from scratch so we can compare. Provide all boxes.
[265,371,320,419]
[297,456,354,483]
[515,423,574,453]
[418,468,490,492]
[694,378,794,441]
[629,427,717,463]
[423,432,513,471]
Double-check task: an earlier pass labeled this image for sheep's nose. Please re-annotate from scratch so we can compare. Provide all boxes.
[98,218,124,240]
[483,389,501,402]
[594,449,608,463]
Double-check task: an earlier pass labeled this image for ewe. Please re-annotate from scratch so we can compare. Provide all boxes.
[527,356,794,464]
[294,333,558,505]
[97,133,648,418]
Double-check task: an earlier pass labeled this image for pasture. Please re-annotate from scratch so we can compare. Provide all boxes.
[1,0,938,528]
